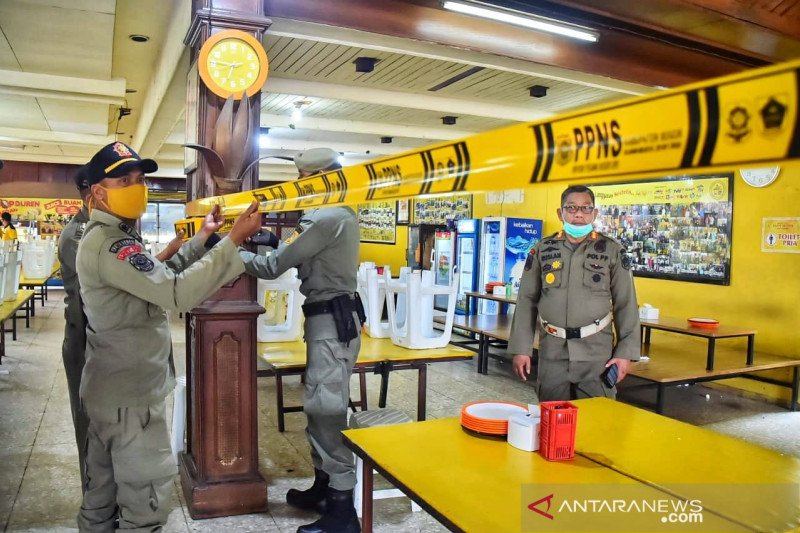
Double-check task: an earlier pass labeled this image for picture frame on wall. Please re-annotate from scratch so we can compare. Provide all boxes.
[357,201,396,245]
[591,174,734,285]
[411,194,472,225]
[396,199,410,225]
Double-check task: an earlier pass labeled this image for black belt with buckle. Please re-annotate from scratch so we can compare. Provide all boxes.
[564,327,582,339]
[302,299,337,317]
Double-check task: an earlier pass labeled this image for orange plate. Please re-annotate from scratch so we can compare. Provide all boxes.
[688,317,720,329]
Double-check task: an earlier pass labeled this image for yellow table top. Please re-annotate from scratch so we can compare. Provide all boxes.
[0,289,34,319]
[258,335,473,369]
[575,398,800,532]
[343,416,745,533]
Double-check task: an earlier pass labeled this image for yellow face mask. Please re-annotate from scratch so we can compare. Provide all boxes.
[96,183,148,219]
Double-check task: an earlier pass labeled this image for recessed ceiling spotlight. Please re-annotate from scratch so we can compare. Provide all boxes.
[125,89,137,94]
[442,116,458,125]
[129,34,150,43]
[529,85,549,98]
[354,57,379,73]
[381,136,393,144]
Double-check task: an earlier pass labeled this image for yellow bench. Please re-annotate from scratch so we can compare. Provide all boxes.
[0,289,34,363]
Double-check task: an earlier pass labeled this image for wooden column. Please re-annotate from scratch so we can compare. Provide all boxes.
[178,0,270,519]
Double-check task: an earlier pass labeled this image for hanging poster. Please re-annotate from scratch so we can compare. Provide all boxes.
[762,218,800,253]
[412,194,472,225]
[357,201,396,244]
[592,174,733,285]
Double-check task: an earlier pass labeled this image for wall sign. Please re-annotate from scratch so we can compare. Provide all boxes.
[762,218,800,253]
[592,174,733,285]
[412,194,472,225]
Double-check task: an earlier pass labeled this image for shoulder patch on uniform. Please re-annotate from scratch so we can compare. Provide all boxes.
[620,250,632,270]
[524,252,535,271]
[594,239,607,253]
[75,223,86,239]
[128,253,154,272]
[109,238,137,253]
[119,222,133,234]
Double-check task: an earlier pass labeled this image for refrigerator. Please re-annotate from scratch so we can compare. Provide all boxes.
[432,229,456,310]
[406,224,447,271]
[454,219,480,315]
[478,217,543,314]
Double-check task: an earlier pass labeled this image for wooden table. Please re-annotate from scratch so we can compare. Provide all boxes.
[344,398,795,532]
[464,290,516,316]
[641,316,757,370]
[256,336,473,432]
[434,314,512,374]
[19,262,60,317]
[0,289,34,363]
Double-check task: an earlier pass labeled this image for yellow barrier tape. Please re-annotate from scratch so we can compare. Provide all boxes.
[184,59,800,219]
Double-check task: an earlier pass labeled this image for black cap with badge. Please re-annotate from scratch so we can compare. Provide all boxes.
[86,142,158,186]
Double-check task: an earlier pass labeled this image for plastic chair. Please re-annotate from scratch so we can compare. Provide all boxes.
[383,269,459,349]
[349,409,421,518]
[170,376,187,463]
[2,245,22,302]
[358,265,410,339]
[256,268,305,342]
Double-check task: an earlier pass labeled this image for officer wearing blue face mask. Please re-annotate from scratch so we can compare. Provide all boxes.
[508,185,641,401]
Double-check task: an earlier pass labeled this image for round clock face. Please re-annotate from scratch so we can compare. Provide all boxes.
[199,30,269,99]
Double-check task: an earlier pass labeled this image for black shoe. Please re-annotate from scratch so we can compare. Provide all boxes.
[296,487,361,533]
[287,469,330,512]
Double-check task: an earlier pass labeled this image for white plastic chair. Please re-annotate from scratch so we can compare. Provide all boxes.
[2,244,22,302]
[350,409,421,518]
[170,376,187,463]
[383,269,459,349]
[256,268,305,342]
[359,265,410,339]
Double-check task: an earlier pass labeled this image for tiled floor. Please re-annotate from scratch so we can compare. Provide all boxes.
[1,292,797,532]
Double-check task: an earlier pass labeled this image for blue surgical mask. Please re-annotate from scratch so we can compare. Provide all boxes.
[563,221,593,238]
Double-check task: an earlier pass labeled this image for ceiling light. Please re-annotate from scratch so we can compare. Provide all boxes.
[129,34,150,43]
[442,0,599,43]
[442,116,458,125]
[259,134,270,149]
[381,136,393,144]
[0,144,25,151]
[291,100,310,122]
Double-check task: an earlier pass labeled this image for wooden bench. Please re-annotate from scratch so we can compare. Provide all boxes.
[0,289,34,364]
[434,314,512,374]
[627,340,800,414]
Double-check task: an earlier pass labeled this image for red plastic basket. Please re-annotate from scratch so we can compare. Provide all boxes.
[539,401,578,461]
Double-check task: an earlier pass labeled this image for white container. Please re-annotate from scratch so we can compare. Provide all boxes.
[638,304,660,320]
[507,412,540,452]
[256,268,305,342]
[2,244,22,302]
[20,238,55,279]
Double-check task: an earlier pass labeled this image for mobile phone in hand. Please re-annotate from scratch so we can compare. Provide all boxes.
[601,363,619,388]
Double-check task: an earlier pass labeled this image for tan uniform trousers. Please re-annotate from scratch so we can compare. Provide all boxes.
[304,335,361,491]
[536,357,616,402]
[78,401,176,532]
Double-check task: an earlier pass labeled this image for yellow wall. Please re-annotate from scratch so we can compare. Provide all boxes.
[358,163,800,402]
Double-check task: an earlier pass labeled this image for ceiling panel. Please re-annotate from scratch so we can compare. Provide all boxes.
[36,100,111,136]
[0,0,114,78]
[0,94,49,130]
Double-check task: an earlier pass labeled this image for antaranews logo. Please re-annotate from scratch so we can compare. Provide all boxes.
[521,484,798,532]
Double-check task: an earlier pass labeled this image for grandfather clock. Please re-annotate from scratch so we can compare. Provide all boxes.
[178,0,270,519]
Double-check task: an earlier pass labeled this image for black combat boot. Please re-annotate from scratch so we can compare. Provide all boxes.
[287,469,330,512]
[296,487,361,533]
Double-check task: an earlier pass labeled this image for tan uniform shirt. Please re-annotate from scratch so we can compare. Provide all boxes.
[58,206,90,332]
[508,230,641,362]
[77,209,245,406]
[239,206,359,341]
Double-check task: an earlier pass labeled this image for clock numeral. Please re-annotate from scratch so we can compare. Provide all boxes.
[213,70,220,78]
[221,78,227,84]
[247,53,254,60]
[247,72,254,79]
[250,63,257,70]
[230,80,237,88]
[230,42,237,50]
[213,51,221,58]
[239,78,246,85]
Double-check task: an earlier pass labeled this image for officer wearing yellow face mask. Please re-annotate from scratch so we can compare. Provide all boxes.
[75,142,262,531]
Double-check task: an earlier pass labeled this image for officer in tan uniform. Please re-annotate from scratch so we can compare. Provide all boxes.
[75,142,261,531]
[509,185,640,401]
[239,148,363,533]
[57,166,92,489]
